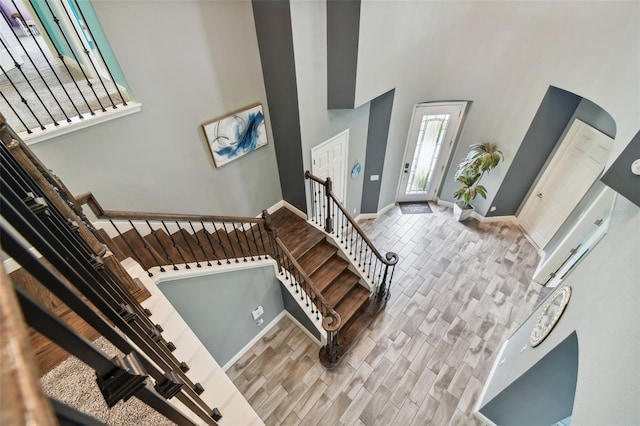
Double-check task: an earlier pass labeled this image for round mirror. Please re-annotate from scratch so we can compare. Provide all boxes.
[530,286,572,347]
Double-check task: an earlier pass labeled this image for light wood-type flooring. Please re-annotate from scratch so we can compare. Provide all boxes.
[227,204,543,425]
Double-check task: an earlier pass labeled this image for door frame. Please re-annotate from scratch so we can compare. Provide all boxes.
[518,119,613,248]
[311,129,349,204]
[395,101,467,203]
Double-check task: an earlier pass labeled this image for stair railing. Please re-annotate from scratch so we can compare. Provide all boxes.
[76,192,270,276]
[305,171,399,301]
[261,210,341,364]
[1,115,221,425]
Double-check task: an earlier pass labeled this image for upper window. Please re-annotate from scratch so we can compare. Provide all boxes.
[0,0,139,143]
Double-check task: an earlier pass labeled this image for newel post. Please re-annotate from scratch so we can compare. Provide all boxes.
[325,177,333,233]
[377,252,398,301]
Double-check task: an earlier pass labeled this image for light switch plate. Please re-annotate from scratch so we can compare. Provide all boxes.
[251,306,264,320]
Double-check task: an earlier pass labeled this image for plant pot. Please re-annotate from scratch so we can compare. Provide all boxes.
[453,202,474,221]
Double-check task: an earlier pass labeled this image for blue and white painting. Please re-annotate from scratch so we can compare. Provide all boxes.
[203,104,268,167]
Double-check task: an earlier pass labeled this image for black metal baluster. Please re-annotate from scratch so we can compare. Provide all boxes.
[190,222,211,266]
[146,220,177,271]
[221,223,239,263]
[161,221,189,268]
[177,221,200,268]
[201,221,222,265]
[129,220,165,273]
[42,0,102,113]
[0,41,59,127]
[212,222,231,264]
[70,0,128,106]
[0,91,31,133]
[247,223,261,260]
[56,0,112,110]
[240,223,255,261]
[108,220,148,274]
[11,1,82,117]
[232,223,248,262]
[0,65,48,130]
[27,0,93,117]
[1,10,70,123]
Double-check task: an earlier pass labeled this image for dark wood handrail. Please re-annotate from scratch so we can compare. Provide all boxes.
[76,192,264,224]
[271,236,341,332]
[305,171,398,267]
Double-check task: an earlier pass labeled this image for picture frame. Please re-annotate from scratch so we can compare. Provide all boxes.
[202,103,268,167]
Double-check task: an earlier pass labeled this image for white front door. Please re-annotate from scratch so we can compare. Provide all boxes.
[311,130,348,203]
[519,119,613,248]
[397,103,465,202]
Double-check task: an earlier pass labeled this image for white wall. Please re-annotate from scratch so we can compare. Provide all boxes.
[30,1,282,217]
[354,1,640,215]
[290,0,370,217]
[480,195,640,424]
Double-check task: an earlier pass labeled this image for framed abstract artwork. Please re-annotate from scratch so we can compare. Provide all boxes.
[202,103,268,167]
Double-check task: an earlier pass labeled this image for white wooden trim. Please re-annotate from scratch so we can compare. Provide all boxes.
[355,213,378,221]
[473,338,509,426]
[471,212,517,223]
[222,311,286,371]
[22,103,142,146]
[282,201,308,219]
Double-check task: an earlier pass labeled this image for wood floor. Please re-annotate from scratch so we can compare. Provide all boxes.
[227,204,543,425]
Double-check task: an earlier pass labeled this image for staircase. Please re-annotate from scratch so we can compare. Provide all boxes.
[91,203,387,369]
[1,113,398,424]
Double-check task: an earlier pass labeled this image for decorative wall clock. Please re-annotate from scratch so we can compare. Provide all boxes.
[530,286,572,347]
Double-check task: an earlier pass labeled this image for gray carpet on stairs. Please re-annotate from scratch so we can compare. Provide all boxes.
[40,336,175,426]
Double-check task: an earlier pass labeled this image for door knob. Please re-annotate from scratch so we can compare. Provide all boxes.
[537,193,543,199]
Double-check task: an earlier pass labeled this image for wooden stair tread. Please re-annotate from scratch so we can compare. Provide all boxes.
[335,285,370,327]
[95,228,124,258]
[114,229,162,270]
[322,272,361,307]
[309,256,349,293]
[143,229,189,267]
[298,241,337,276]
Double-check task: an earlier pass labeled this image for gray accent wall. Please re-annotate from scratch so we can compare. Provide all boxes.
[30,1,282,217]
[158,267,284,368]
[279,283,321,340]
[290,1,371,218]
[361,89,394,214]
[480,332,579,426]
[252,0,307,212]
[327,0,361,109]
[488,87,581,217]
[602,130,640,207]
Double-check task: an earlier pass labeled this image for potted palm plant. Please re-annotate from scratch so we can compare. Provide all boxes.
[453,142,503,221]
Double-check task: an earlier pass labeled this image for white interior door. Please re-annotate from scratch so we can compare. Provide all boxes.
[311,130,348,203]
[519,119,613,248]
[397,102,465,202]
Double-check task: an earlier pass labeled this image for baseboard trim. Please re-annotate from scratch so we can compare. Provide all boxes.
[284,311,322,347]
[264,200,307,219]
[355,213,377,221]
[222,310,286,371]
[378,202,396,216]
[471,212,517,223]
[438,200,518,224]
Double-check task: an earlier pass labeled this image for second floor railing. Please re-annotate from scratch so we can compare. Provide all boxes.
[305,171,399,302]
[0,0,132,138]
[1,115,221,424]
